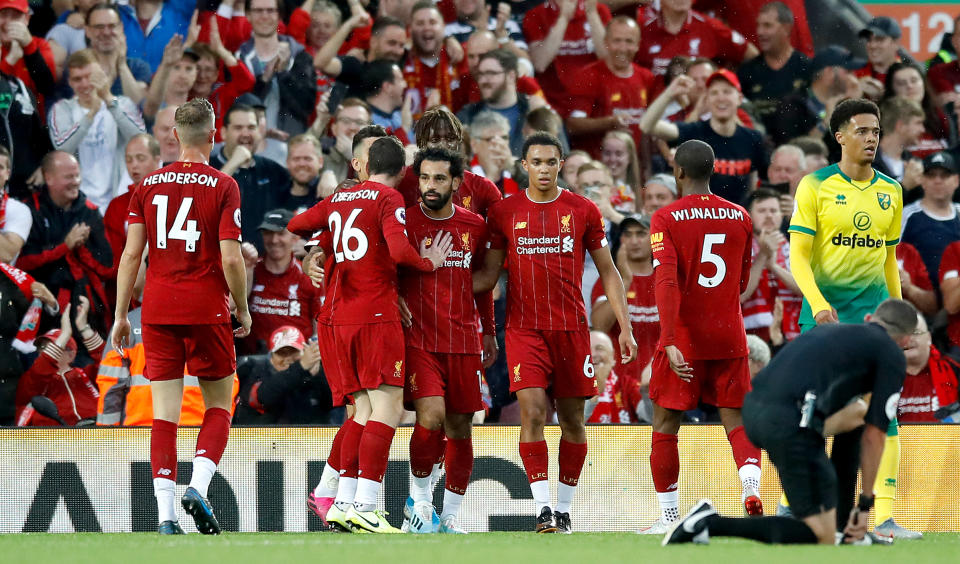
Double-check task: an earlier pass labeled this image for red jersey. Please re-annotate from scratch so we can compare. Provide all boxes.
[587,370,643,423]
[899,347,960,423]
[104,189,133,267]
[928,61,960,96]
[591,273,659,374]
[248,257,322,345]
[741,237,801,341]
[568,60,655,158]
[637,9,749,76]
[128,162,241,325]
[286,181,434,325]
[397,167,502,217]
[693,0,813,56]
[487,189,608,330]
[897,242,933,292]
[940,241,960,348]
[522,0,611,115]
[401,204,495,354]
[853,63,890,84]
[650,194,752,359]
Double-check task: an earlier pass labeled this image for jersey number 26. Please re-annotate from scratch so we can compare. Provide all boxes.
[329,209,369,262]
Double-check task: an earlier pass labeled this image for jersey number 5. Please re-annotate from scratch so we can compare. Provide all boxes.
[329,209,369,262]
[152,195,201,252]
[698,233,727,288]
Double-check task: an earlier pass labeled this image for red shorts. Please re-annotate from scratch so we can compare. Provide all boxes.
[318,320,347,406]
[506,328,598,398]
[403,346,484,414]
[142,323,236,381]
[334,322,405,395]
[649,350,751,411]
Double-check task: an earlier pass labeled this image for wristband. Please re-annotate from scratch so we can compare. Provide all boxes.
[857,494,874,512]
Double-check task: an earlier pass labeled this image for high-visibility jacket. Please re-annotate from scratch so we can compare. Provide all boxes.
[96,310,238,426]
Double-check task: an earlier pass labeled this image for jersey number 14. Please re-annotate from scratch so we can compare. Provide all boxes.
[152,195,201,252]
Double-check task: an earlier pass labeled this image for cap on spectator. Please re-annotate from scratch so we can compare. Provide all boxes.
[0,0,29,13]
[259,208,294,232]
[646,173,678,196]
[705,69,741,93]
[182,47,201,62]
[859,16,902,40]
[35,329,77,352]
[234,93,266,110]
[269,326,306,353]
[922,151,958,175]
[620,213,651,231]
[811,45,866,74]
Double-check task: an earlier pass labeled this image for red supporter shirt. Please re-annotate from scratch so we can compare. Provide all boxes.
[637,9,749,76]
[587,370,643,423]
[650,194,752,359]
[897,242,933,292]
[693,0,812,56]
[248,258,322,344]
[940,241,960,348]
[401,204,495,354]
[568,60,655,157]
[487,189,608,330]
[741,237,801,341]
[853,63,890,84]
[0,37,56,113]
[104,189,133,267]
[286,181,434,325]
[128,162,241,325]
[591,273,659,375]
[899,364,940,423]
[522,0,611,115]
[928,61,960,96]
[397,167,502,217]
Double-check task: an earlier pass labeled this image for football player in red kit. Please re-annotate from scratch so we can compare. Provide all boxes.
[112,98,252,535]
[401,147,496,534]
[474,132,638,534]
[642,139,763,535]
[287,136,453,533]
[306,125,387,529]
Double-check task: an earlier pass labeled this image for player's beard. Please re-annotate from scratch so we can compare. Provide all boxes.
[421,189,452,210]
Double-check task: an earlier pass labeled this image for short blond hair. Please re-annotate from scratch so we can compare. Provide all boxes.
[174,98,215,146]
[67,49,99,71]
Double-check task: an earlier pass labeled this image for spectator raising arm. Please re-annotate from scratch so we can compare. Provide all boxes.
[528,0,577,73]
[143,34,186,121]
[112,28,147,105]
[313,11,370,77]
[639,75,697,141]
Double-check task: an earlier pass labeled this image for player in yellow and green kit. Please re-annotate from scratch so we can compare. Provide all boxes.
[785,98,921,539]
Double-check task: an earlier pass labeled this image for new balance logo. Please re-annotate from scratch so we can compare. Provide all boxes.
[157,468,172,476]
[196,449,207,456]
[745,457,759,464]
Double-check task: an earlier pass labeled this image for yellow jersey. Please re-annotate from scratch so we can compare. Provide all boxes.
[788,164,902,326]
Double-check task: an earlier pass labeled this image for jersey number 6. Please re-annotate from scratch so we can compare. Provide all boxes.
[698,233,727,288]
[152,195,201,252]
[328,209,369,262]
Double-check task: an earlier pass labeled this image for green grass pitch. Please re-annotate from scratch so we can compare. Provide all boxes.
[3,532,959,564]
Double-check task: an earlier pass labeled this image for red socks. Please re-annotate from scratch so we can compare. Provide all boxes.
[358,421,396,483]
[558,439,587,487]
[326,420,348,471]
[519,440,549,483]
[195,407,231,464]
[650,431,679,493]
[339,418,365,479]
[151,418,178,480]
[727,425,761,469]
[444,437,473,495]
[409,423,445,478]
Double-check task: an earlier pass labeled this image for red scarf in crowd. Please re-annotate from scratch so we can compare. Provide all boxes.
[0,262,42,351]
[407,48,456,118]
[927,346,960,408]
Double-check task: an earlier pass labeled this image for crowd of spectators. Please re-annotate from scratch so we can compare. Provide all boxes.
[2,0,959,427]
